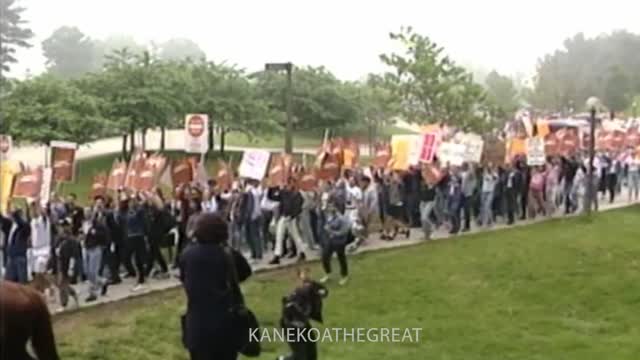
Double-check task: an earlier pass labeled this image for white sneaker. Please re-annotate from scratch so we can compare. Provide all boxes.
[339,277,349,286]
[319,275,331,284]
[131,284,146,292]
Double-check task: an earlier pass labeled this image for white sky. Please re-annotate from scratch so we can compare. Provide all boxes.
[9,0,640,82]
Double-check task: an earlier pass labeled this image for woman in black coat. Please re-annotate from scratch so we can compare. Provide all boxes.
[179,213,252,360]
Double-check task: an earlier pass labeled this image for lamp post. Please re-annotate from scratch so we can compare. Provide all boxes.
[585,96,600,215]
[265,62,294,154]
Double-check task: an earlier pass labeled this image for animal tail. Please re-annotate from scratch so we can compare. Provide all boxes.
[31,294,60,360]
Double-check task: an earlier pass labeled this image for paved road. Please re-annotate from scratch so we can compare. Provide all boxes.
[49,193,637,315]
[9,129,376,166]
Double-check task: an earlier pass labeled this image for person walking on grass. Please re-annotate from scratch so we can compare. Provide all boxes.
[320,201,351,286]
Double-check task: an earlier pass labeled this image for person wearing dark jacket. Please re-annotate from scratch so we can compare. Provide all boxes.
[1,208,31,284]
[319,201,351,285]
[84,213,110,302]
[268,179,307,265]
[145,196,172,278]
[54,218,79,311]
[179,213,252,360]
[121,196,149,291]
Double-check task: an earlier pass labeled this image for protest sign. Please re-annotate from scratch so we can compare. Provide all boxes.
[526,137,546,166]
[50,141,77,183]
[436,142,465,166]
[238,150,271,180]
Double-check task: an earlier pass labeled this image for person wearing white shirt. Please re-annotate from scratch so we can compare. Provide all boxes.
[29,202,52,287]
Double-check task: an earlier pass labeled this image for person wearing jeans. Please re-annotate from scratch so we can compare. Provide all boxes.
[268,180,307,265]
[122,197,149,292]
[1,209,31,284]
[460,163,476,232]
[419,179,436,240]
[320,202,350,286]
[480,166,497,227]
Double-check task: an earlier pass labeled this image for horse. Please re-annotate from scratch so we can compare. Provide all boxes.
[277,269,329,360]
[0,280,60,360]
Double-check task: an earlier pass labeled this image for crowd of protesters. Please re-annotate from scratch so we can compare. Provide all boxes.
[0,148,638,311]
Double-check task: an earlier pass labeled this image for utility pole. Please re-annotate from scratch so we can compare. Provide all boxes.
[266,62,294,154]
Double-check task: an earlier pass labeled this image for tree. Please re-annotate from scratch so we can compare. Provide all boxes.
[157,38,205,61]
[532,31,640,112]
[0,0,34,74]
[42,26,97,78]
[484,70,519,119]
[2,74,106,144]
[92,35,146,70]
[380,26,491,131]
[255,66,361,133]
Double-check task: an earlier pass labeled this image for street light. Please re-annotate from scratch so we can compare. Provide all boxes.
[265,62,294,154]
[585,96,600,215]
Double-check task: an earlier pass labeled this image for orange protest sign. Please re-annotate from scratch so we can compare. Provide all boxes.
[536,120,550,138]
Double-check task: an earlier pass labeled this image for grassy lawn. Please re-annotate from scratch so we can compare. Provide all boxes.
[224,125,417,149]
[53,207,640,359]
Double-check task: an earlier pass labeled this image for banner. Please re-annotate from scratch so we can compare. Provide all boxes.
[507,138,527,160]
[536,120,550,138]
[216,160,233,191]
[526,137,546,166]
[436,142,465,166]
[316,153,340,181]
[90,172,108,199]
[238,150,271,181]
[0,161,19,213]
[390,136,410,170]
[39,167,53,205]
[625,128,640,148]
[268,154,287,186]
[50,141,77,183]
[460,134,484,163]
[184,114,209,154]
[107,159,127,191]
[12,166,43,199]
[372,142,391,169]
[545,133,561,156]
[0,134,12,160]
[342,139,359,169]
[559,129,579,156]
[124,150,146,189]
[481,139,506,165]
[419,133,439,163]
[171,158,194,188]
[136,154,168,192]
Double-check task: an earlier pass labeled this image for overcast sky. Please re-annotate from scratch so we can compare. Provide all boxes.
[10,0,640,82]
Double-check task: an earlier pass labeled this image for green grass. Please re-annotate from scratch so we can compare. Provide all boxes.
[53,206,640,359]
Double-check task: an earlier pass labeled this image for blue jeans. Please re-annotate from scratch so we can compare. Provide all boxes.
[419,201,435,239]
[244,218,263,260]
[481,191,494,227]
[5,256,28,284]
[84,247,104,296]
[629,170,639,201]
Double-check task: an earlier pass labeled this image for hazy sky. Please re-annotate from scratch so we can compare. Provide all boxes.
[10,0,640,82]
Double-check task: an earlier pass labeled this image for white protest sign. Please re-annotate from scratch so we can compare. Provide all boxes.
[461,134,484,163]
[39,167,53,206]
[526,137,546,166]
[238,150,271,180]
[184,114,209,154]
[437,142,466,166]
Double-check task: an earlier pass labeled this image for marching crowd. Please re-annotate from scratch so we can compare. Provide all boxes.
[1,150,639,311]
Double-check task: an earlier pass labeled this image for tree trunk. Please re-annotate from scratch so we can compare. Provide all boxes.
[208,119,214,153]
[129,123,135,155]
[122,134,129,161]
[160,126,166,152]
[219,127,226,155]
[141,128,147,151]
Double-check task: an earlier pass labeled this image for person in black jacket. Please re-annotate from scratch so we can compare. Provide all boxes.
[145,193,172,278]
[418,177,437,240]
[268,178,307,265]
[1,207,31,284]
[54,218,79,311]
[84,211,110,302]
[179,213,252,360]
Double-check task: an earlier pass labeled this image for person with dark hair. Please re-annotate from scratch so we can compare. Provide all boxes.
[179,213,252,360]
[145,192,172,279]
[122,195,149,292]
[268,178,307,265]
[53,218,80,311]
[1,207,31,284]
[319,201,350,285]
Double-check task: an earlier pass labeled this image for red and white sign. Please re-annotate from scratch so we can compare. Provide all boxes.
[0,135,12,159]
[419,133,439,163]
[184,114,209,154]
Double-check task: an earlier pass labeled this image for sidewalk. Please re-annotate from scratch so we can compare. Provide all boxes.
[50,194,637,315]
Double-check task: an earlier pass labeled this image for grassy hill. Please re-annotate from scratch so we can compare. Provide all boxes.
[53,206,640,359]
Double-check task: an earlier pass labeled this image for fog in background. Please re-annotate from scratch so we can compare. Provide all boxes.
[10,0,640,82]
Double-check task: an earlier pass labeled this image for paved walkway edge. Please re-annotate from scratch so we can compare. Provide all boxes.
[52,201,635,318]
